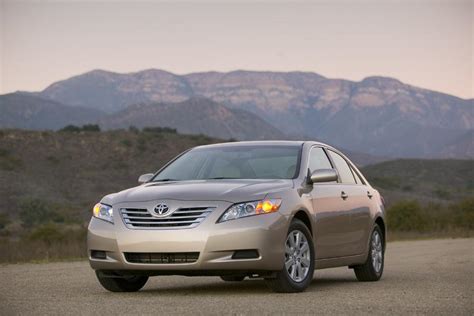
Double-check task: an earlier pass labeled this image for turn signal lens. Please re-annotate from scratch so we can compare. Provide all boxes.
[218,199,282,222]
[256,199,281,214]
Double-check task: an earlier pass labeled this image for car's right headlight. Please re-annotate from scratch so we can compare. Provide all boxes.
[93,203,114,224]
[218,199,282,223]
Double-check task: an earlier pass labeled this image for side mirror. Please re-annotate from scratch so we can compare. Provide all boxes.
[138,173,154,184]
[309,169,338,183]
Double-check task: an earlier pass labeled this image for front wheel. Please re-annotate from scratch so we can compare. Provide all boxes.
[353,225,384,281]
[265,219,315,293]
[96,271,149,292]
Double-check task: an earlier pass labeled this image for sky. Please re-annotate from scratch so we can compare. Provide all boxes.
[1,0,473,99]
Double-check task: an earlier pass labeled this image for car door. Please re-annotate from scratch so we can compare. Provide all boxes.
[309,147,353,259]
[326,150,372,257]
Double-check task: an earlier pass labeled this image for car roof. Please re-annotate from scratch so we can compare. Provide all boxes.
[195,140,332,149]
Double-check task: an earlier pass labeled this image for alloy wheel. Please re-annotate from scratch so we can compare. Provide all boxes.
[371,230,383,273]
[285,230,311,282]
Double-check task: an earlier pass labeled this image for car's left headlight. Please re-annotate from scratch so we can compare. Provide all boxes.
[218,199,282,223]
[93,203,114,223]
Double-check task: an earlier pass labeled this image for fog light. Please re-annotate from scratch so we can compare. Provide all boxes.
[91,250,107,259]
[232,249,259,259]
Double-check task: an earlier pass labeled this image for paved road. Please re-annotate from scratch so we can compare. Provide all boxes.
[1,238,473,315]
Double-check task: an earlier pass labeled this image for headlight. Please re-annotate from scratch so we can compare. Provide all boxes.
[93,203,114,223]
[218,199,282,223]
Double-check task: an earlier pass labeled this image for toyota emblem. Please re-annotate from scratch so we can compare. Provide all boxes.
[153,203,169,216]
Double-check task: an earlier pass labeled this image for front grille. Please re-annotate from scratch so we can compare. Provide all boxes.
[124,252,199,264]
[120,207,214,229]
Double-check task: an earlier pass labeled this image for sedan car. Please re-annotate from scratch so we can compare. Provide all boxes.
[88,141,386,293]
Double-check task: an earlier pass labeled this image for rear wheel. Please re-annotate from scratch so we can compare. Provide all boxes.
[96,271,149,292]
[220,275,245,282]
[353,225,384,281]
[265,219,315,293]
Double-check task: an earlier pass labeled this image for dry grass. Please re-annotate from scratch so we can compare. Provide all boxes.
[387,229,474,242]
[0,239,87,263]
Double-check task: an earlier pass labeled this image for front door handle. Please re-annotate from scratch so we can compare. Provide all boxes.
[367,191,373,199]
[341,191,348,200]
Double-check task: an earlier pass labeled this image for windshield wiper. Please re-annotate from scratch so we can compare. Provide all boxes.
[205,177,240,180]
[152,178,179,182]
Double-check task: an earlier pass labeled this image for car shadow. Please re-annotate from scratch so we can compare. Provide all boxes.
[136,275,358,296]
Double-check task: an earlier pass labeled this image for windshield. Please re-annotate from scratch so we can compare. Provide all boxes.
[152,145,302,181]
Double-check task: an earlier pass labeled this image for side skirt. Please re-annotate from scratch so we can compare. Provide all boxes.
[315,253,366,269]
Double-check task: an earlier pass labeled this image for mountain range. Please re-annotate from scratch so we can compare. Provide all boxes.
[99,97,286,141]
[0,92,102,130]
[1,69,472,159]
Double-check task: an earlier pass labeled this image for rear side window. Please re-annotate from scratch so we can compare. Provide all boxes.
[351,166,365,185]
[327,150,356,184]
[308,147,332,172]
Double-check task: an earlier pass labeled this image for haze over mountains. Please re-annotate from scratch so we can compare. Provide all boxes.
[0,92,103,130]
[99,97,286,141]
[1,69,472,159]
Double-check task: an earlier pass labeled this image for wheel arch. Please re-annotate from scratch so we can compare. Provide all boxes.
[374,216,386,250]
[291,209,313,236]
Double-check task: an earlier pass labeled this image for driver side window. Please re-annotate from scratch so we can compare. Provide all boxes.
[308,147,332,172]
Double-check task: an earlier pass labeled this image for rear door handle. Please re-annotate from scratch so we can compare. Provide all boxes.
[367,191,373,199]
[341,191,348,200]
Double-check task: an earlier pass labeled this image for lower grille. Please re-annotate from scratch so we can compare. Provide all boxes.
[120,207,214,229]
[124,252,199,264]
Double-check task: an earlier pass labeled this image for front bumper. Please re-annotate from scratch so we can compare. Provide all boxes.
[87,200,288,273]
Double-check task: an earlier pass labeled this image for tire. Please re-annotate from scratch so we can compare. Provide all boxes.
[354,224,384,282]
[220,275,246,282]
[265,219,315,293]
[96,271,149,292]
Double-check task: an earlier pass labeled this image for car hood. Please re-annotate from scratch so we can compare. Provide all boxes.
[102,179,294,205]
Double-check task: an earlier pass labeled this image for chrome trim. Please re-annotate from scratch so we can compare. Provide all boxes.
[120,207,214,230]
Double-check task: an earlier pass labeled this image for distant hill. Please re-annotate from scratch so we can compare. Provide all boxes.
[362,159,474,204]
[0,129,223,220]
[0,93,103,130]
[99,97,287,141]
[36,69,473,158]
[437,130,474,159]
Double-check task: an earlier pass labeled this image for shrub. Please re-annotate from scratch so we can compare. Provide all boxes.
[128,126,140,133]
[81,124,101,132]
[29,224,64,246]
[120,139,132,147]
[59,125,81,132]
[0,149,23,171]
[59,124,100,132]
[452,197,474,230]
[143,126,177,134]
[0,213,10,230]
[19,198,64,228]
[189,134,213,144]
[136,136,148,152]
[387,200,427,232]
[433,187,451,200]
